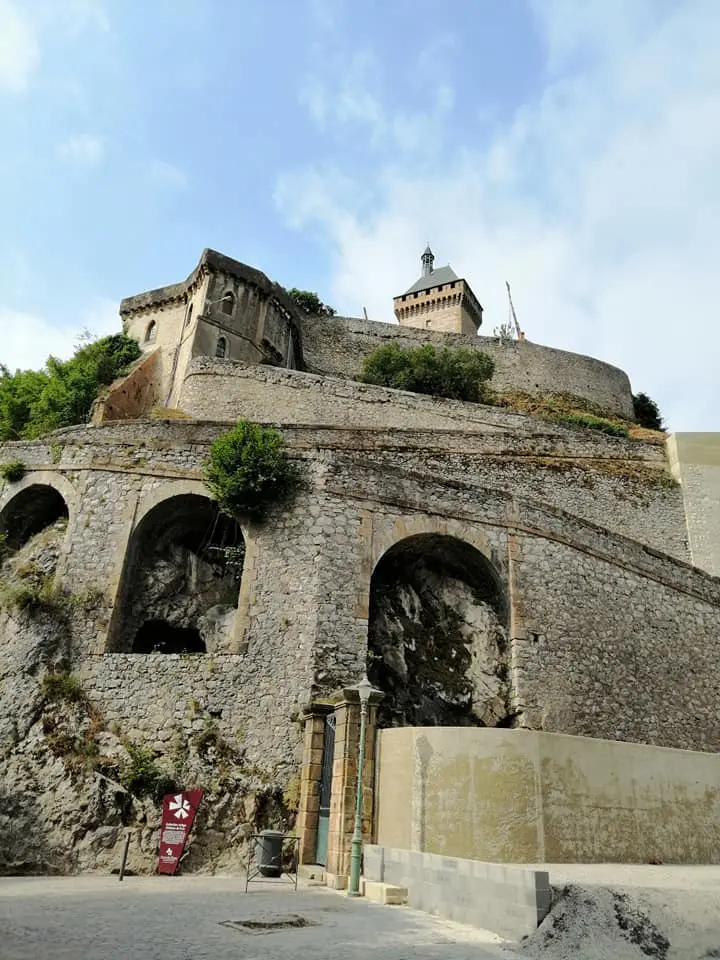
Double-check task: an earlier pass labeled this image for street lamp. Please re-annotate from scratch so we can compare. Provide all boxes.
[347,674,375,897]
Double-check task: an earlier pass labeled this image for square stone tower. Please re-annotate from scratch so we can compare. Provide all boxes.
[393,246,483,336]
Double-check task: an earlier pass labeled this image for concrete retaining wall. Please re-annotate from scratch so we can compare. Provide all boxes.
[363,844,551,940]
[375,729,720,865]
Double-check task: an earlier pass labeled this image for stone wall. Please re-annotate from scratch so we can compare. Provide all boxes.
[91,350,160,424]
[178,363,686,557]
[668,432,720,577]
[374,727,720,864]
[299,315,635,419]
[1,419,719,772]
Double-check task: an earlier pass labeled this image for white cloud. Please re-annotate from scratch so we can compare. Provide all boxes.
[277,0,720,431]
[0,0,40,94]
[0,297,120,372]
[0,0,108,95]
[58,134,105,166]
[147,159,188,191]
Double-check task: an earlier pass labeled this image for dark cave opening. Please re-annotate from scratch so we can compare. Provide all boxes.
[367,533,508,729]
[132,620,206,654]
[0,485,69,551]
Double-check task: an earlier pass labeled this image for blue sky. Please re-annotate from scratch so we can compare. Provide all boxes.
[1,0,718,430]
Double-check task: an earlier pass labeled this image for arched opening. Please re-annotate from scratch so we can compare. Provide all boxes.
[221,291,235,315]
[215,337,227,359]
[0,484,69,552]
[367,534,508,728]
[185,303,193,328]
[145,320,157,343]
[110,494,244,654]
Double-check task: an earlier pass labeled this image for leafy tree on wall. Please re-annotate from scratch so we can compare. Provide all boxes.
[286,288,336,317]
[359,342,495,403]
[632,392,664,431]
[203,420,300,521]
[0,333,141,441]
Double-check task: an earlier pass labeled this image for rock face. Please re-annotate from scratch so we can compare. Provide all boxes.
[110,494,243,654]
[368,535,508,727]
[0,523,292,876]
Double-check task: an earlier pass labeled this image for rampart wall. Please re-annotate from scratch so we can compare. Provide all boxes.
[179,361,686,557]
[300,315,635,419]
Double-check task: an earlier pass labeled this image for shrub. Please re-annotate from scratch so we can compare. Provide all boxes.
[286,289,335,317]
[632,392,664,431]
[359,343,494,403]
[120,741,178,804]
[41,672,86,704]
[0,460,25,483]
[203,420,300,521]
[552,412,629,437]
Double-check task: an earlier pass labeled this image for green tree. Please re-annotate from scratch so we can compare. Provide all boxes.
[0,333,141,440]
[286,288,336,317]
[203,420,300,521]
[359,342,495,403]
[632,392,664,431]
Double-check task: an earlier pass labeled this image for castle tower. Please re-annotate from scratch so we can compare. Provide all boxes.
[393,246,483,336]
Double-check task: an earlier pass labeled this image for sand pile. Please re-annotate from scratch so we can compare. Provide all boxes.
[515,882,720,960]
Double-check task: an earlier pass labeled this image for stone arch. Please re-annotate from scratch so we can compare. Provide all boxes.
[107,486,246,654]
[0,472,76,552]
[367,530,508,729]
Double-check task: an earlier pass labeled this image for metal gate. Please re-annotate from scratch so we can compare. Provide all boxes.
[315,713,336,867]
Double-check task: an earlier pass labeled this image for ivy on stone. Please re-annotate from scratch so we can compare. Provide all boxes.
[203,420,299,521]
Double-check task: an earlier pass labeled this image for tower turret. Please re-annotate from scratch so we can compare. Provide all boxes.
[393,246,483,335]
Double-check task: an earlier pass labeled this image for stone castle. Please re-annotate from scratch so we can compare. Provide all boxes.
[2,246,720,879]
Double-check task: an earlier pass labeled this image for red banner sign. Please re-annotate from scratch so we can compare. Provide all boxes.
[157,789,203,875]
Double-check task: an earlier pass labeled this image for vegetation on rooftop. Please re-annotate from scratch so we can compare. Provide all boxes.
[0,332,141,441]
[359,342,495,403]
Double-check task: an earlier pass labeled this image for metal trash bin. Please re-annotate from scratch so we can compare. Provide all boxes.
[256,829,284,877]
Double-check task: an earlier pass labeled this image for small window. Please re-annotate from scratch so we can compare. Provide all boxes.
[185,303,193,328]
[215,337,227,359]
[221,292,235,315]
[451,282,456,289]
[145,320,157,343]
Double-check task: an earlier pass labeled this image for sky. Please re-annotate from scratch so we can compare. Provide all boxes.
[0,0,718,431]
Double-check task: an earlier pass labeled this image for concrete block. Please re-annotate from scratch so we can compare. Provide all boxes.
[363,881,408,906]
[325,872,348,890]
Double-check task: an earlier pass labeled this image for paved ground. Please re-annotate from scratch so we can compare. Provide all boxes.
[0,875,511,960]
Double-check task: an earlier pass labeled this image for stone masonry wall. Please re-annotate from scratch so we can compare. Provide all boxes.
[300,315,635,419]
[2,421,719,762]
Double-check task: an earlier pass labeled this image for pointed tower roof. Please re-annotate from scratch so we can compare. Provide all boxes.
[403,264,459,296]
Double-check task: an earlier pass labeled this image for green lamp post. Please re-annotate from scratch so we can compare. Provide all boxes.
[347,674,375,897]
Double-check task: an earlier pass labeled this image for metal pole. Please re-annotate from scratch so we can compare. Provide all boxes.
[118,832,131,881]
[347,699,368,896]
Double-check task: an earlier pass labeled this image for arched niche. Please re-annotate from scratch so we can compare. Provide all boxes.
[367,533,508,728]
[0,483,70,552]
[107,493,245,654]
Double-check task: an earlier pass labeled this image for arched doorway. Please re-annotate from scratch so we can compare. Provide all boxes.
[0,484,69,552]
[367,533,508,727]
[109,494,245,654]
